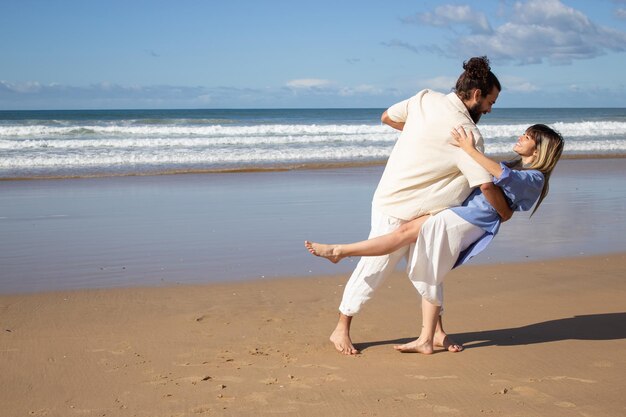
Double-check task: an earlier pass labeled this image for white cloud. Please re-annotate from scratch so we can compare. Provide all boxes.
[0,81,235,109]
[500,76,539,93]
[395,0,626,65]
[285,79,332,90]
[568,84,583,92]
[381,39,445,55]
[417,76,457,92]
[0,79,397,110]
[616,8,626,19]
[1,80,43,93]
[284,79,389,98]
[338,84,384,96]
[404,4,492,34]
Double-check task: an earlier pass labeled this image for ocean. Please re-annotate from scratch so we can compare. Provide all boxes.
[1,107,626,179]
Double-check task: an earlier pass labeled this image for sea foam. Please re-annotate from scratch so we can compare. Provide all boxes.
[1,117,625,178]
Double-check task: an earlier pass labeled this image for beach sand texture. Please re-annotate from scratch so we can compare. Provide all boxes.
[1,253,625,417]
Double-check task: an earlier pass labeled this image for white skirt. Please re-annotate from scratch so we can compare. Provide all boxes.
[406,210,485,307]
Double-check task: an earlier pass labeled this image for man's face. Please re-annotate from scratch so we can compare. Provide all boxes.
[469,87,499,124]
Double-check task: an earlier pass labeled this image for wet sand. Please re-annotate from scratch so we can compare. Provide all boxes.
[1,157,625,294]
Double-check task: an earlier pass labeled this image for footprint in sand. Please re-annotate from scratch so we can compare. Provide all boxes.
[405,393,428,400]
[509,385,553,403]
[300,363,340,370]
[591,360,614,368]
[246,392,270,405]
[323,374,346,382]
[261,377,279,385]
[195,314,209,322]
[432,405,460,414]
[218,375,244,383]
[172,361,210,367]
[405,374,459,380]
[109,342,132,355]
[541,376,597,384]
[554,401,577,408]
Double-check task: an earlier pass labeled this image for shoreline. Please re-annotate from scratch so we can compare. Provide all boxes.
[2,253,625,416]
[2,153,625,182]
[2,250,626,299]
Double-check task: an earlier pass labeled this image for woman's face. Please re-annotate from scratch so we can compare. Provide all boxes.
[513,132,538,159]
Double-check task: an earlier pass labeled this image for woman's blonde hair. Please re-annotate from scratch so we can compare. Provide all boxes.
[506,124,564,216]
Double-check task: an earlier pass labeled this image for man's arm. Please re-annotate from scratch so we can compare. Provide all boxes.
[381,110,405,131]
[480,182,513,222]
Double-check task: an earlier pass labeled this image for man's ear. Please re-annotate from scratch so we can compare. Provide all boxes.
[472,88,482,102]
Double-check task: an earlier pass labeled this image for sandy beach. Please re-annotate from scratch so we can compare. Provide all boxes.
[1,253,625,417]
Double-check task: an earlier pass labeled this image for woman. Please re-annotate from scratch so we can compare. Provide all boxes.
[306,124,564,354]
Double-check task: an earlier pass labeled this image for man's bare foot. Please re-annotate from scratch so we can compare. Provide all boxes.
[394,338,434,354]
[434,332,464,352]
[330,328,359,355]
[304,241,344,264]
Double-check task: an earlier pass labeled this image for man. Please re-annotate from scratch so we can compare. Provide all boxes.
[331,56,512,355]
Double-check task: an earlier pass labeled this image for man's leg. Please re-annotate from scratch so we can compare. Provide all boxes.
[329,313,356,355]
[331,208,409,354]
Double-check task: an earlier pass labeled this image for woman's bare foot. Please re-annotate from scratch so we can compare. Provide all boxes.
[304,241,344,264]
[434,331,464,352]
[394,337,434,354]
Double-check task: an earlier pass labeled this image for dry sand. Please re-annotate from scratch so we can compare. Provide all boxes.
[1,253,625,417]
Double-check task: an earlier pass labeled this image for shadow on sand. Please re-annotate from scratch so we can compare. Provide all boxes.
[356,312,626,352]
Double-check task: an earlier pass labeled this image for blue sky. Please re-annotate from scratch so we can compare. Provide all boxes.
[1,0,626,109]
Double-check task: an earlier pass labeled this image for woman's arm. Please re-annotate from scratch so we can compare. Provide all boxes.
[305,215,430,264]
[451,126,513,221]
[451,126,503,178]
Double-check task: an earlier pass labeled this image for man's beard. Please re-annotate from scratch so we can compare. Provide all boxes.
[469,103,482,124]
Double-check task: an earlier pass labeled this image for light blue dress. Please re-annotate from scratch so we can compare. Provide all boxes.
[450,162,545,267]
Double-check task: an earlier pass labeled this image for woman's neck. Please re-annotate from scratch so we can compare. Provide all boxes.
[521,155,535,166]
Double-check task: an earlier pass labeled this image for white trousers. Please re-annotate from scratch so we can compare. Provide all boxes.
[407,210,484,307]
[339,208,411,316]
[338,209,484,316]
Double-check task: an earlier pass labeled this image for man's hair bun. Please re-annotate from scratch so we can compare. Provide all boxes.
[462,56,491,79]
[455,55,500,100]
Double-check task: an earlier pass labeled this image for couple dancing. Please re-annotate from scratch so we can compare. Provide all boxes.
[305,56,564,355]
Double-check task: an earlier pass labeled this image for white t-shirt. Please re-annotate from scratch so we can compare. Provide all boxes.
[372,89,492,221]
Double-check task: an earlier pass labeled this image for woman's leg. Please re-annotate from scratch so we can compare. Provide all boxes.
[305,214,431,264]
[394,297,441,354]
[397,210,486,354]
